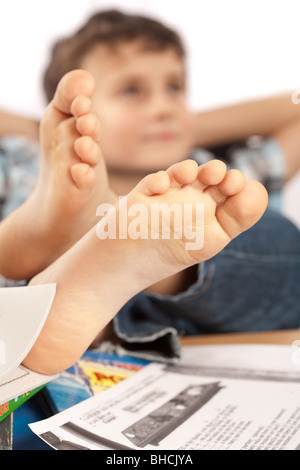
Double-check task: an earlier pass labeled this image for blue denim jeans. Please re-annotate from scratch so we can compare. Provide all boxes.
[112,209,300,362]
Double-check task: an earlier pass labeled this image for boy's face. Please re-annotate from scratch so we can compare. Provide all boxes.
[81,41,194,174]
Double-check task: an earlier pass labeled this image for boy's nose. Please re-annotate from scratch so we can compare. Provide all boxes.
[147,93,175,120]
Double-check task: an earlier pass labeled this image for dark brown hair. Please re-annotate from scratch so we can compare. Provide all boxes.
[43,9,186,102]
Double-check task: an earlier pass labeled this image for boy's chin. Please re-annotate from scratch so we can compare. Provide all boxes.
[135,153,190,173]
[107,158,183,175]
[107,164,164,176]
[106,147,193,175]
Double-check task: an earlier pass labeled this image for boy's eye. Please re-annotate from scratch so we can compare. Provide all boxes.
[167,83,183,94]
[122,86,140,97]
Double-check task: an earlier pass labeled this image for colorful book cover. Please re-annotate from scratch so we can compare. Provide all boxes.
[43,351,149,414]
[0,385,45,423]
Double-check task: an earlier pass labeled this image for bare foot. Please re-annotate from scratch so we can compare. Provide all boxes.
[24,159,268,375]
[36,69,118,256]
[0,70,116,279]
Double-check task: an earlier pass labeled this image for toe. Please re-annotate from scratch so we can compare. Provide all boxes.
[71,163,96,191]
[136,171,170,196]
[197,160,227,189]
[71,95,92,118]
[76,114,101,141]
[216,180,268,239]
[205,169,246,204]
[74,136,101,166]
[53,70,95,115]
[167,159,199,187]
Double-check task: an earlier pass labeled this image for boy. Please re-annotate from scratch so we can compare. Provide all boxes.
[37,10,300,363]
[2,10,300,372]
[0,69,267,375]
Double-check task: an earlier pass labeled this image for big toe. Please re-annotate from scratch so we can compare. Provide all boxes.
[216,180,268,239]
[53,70,95,115]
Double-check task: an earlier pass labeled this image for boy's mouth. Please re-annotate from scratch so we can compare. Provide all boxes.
[142,131,179,142]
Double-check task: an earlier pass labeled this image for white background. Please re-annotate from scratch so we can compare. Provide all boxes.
[0,0,299,225]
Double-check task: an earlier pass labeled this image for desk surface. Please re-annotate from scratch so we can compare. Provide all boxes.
[181,329,300,346]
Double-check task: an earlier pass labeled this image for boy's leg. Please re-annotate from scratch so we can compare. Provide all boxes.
[0,70,117,280]
[23,159,268,375]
